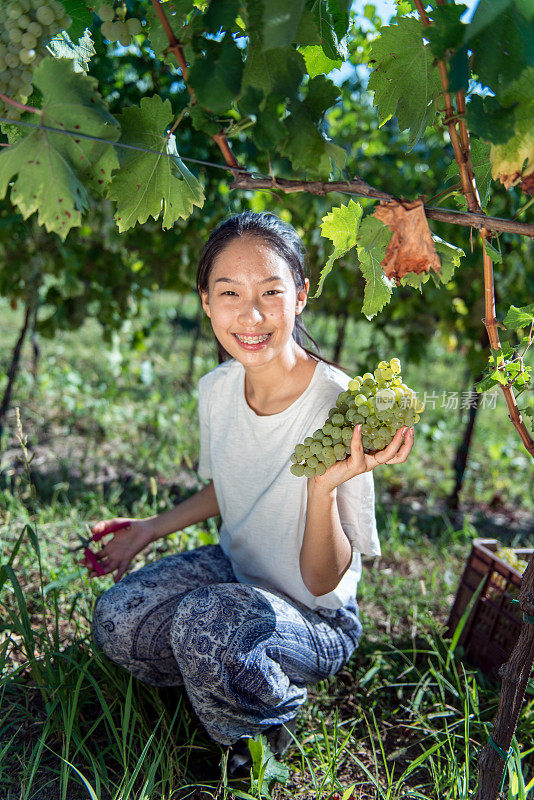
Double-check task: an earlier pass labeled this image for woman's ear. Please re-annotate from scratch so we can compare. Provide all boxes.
[200,290,211,318]
[295,278,310,316]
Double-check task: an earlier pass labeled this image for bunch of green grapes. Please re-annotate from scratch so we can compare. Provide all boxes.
[496,547,529,574]
[97,3,142,46]
[0,0,71,120]
[290,358,425,478]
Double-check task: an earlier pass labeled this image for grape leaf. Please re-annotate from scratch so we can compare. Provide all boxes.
[426,3,467,58]
[313,1,348,60]
[489,68,534,190]
[262,0,306,50]
[356,216,394,319]
[298,45,342,77]
[107,95,204,232]
[312,200,363,298]
[504,303,534,329]
[59,0,94,41]
[47,29,95,73]
[483,239,503,264]
[294,9,323,45]
[367,18,441,149]
[328,0,351,41]
[305,75,341,120]
[147,1,193,64]
[242,43,305,99]
[283,102,333,177]
[0,58,119,240]
[188,34,243,114]
[432,235,464,283]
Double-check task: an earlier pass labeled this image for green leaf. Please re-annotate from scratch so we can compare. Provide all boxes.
[242,42,305,98]
[367,18,441,149]
[432,235,464,283]
[202,0,239,34]
[356,216,394,319]
[400,272,431,291]
[462,0,513,43]
[467,95,516,146]
[305,75,341,120]
[283,101,333,177]
[468,5,533,93]
[313,2,348,60]
[488,68,534,189]
[294,9,322,45]
[262,0,306,50]
[328,0,351,40]
[475,373,499,393]
[312,199,363,298]
[147,1,193,64]
[251,95,286,149]
[426,3,467,59]
[483,239,502,264]
[299,44,342,77]
[107,95,204,232]
[188,34,244,114]
[188,105,220,137]
[503,303,534,329]
[444,137,492,210]
[325,141,347,170]
[59,0,94,40]
[0,58,119,240]
[47,28,95,73]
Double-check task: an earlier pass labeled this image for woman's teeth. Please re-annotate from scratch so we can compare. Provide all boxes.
[234,334,271,343]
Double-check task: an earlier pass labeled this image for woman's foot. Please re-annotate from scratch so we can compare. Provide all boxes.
[227,716,297,777]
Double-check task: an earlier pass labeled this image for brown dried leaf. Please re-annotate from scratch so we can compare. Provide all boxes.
[372,198,441,284]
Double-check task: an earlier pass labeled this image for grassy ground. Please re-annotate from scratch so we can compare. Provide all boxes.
[1,292,533,799]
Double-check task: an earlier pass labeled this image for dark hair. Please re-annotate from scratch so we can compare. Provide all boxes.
[196,211,346,370]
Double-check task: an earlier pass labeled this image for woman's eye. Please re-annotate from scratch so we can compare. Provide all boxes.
[221,290,281,296]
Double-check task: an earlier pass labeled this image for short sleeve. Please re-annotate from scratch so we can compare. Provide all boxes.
[197,377,212,480]
[336,471,381,556]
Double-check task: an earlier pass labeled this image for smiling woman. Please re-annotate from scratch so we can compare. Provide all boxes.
[89,212,411,776]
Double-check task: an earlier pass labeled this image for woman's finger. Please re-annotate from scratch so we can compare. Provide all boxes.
[384,427,414,464]
[371,427,409,465]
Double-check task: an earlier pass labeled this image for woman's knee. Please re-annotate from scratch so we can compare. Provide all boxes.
[91,585,128,656]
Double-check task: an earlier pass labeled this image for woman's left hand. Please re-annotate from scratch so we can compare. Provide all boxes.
[309,424,414,494]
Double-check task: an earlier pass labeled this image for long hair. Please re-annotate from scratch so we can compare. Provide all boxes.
[196,211,347,371]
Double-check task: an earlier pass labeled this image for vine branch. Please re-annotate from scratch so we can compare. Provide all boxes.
[150,0,240,170]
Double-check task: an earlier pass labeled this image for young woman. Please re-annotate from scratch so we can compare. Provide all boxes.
[88,211,414,774]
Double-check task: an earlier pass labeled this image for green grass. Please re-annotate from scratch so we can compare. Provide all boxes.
[1,291,533,799]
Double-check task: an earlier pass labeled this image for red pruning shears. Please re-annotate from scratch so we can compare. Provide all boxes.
[72,520,131,576]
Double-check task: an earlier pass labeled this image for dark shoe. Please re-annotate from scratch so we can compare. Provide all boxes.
[227,716,297,777]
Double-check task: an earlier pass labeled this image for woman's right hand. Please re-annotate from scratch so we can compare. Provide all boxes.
[81,517,155,583]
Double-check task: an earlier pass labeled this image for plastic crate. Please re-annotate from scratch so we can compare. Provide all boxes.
[445,538,533,679]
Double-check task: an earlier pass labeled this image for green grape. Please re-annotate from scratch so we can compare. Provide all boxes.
[390,358,401,374]
[373,368,383,381]
[35,5,55,25]
[7,4,23,19]
[8,28,23,43]
[327,407,338,417]
[345,408,358,423]
[368,415,379,428]
[312,429,323,440]
[362,372,374,382]
[353,393,366,406]
[341,426,353,441]
[315,462,327,476]
[100,20,115,39]
[18,13,31,27]
[303,436,314,446]
[331,412,344,426]
[348,378,361,391]
[290,453,298,464]
[290,463,305,476]
[310,441,322,455]
[353,413,365,424]
[382,367,393,380]
[27,20,42,35]
[5,52,20,68]
[333,443,346,460]
[295,443,305,458]
[322,436,333,446]
[304,466,316,478]
[98,3,115,21]
[303,446,312,458]
[308,456,319,469]
[21,32,37,48]
[126,17,142,35]
[322,422,333,435]
[357,405,370,417]
[330,426,342,440]
[377,360,388,369]
[322,446,335,459]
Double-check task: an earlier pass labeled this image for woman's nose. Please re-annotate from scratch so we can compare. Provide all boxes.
[237,300,263,325]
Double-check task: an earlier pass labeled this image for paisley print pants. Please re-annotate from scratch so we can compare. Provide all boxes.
[91,544,363,746]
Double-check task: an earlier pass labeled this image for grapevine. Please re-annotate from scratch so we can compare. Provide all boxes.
[290,359,424,477]
[0,0,71,120]
[97,3,142,47]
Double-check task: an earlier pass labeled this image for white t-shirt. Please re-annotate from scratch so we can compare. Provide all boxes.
[197,357,381,610]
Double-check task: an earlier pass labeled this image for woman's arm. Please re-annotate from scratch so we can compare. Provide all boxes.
[300,483,352,597]
[145,480,221,543]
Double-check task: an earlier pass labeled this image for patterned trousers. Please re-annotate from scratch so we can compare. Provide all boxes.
[91,544,363,746]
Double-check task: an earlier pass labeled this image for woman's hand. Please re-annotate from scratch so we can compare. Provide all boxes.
[310,424,414,494]
[81,517,155,583]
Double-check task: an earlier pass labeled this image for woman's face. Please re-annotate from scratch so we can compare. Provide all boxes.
[200,235,309,364]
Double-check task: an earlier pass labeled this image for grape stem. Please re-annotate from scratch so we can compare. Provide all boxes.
[0,93,40,116]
